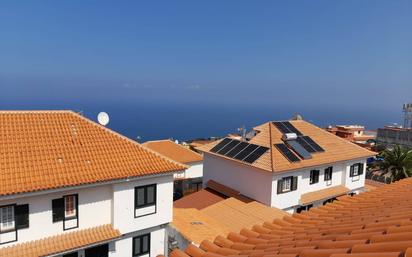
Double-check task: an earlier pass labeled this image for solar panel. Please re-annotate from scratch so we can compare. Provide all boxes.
[284,122,302,136]
[210,138,232,153]
[296,136,317,153]
[217,140,241,155]
[243,146,269,163]
[273,122,291,134]
[233,144,260,161]
[275,143,300,162]
[225,142,249,158]
[301,136,324,152]
[286,140,312,160]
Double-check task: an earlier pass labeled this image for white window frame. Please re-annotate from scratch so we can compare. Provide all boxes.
[0,205,15,232]
[64,195,77,219]
[282,177,292,192]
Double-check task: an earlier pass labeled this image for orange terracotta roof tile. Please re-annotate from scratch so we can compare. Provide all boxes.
[174,188,226,210]
[198,120,375,173]
[170,178,412,257]
[0,111,187,196]
[171,208,232,244]
[300,185,349,205]
[143,139,203,164]
[0,224,120,257]
[364,179,386,191]
[172,182,290,244]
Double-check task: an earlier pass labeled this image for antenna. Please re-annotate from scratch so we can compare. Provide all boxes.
[403,103,412,129]
[97,112,110,126]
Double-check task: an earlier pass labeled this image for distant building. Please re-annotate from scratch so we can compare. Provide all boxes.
[0,111,186,257]
[143,140,203,198]
[197,120,375,213]
[376,126,412,148]
[326,125,376,144]
[376,103,412,149]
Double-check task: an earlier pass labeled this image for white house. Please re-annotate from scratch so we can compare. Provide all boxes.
[0,111,186,257]
[199,120,376,213]
[142,140,203,199]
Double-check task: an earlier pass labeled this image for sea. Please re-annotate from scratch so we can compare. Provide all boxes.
[1,100,401,142]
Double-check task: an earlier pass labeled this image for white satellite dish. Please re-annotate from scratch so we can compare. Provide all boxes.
[97,112,110,126]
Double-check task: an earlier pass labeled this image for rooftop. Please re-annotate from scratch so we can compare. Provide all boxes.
[169,178,412,257]
[198,120,375,173]
[143,139,203,164]
[0,224,120,257]
[0,111,187,196]
[172,181,289,244]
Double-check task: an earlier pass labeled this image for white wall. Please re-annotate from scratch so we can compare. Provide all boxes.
[344,159,367,191]
[0,185,112,247]
[0,173,175,251]
[271,160,367,210]
[110,226,166,257]
[203,154,273,205]
[185,162,203,179]
[112,174,174,234]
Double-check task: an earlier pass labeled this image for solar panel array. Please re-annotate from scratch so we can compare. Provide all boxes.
[275,144,300,162]
[273,121,325,162]
[210,138,269,164]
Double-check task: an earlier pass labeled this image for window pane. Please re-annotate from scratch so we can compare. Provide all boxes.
[65,195,76,218]
[142,235,149,253]
[282,177,291,191]
[0,206,15,231]
[147,186,155,204]
[137,188,145,206]
[134,237,141,255]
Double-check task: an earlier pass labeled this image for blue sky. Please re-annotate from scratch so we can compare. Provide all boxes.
[0,1,411,124]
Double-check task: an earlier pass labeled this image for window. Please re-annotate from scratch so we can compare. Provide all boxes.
[309,170,319,184]
[64,195,77,219]
[350,163,364,177]
[52,195,78,223]
[0,205,15,232]
[133,233,150,257]
[135,184,157,209]
[277,176,298,194]
[324,167,333,181]
[282,177,292,192]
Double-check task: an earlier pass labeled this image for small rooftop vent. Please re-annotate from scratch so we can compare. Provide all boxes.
[282,133,298,141]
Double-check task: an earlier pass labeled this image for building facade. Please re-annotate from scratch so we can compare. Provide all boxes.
[376,126,412,149]
[0,111,186,257]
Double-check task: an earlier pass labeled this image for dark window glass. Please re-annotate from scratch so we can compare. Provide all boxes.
[147,186,155,204]
[324,167,333,181]
[137,188,145,206]
[133,233,150,257]
[309,170,319,184]
[135,184,157,209]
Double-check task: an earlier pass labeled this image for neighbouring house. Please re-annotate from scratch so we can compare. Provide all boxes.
[197,120,376,213]
[376,126,412,149]
[0,111,186,257]
[326,125,376,145]
[167,178,412,257]
[168,180,288,250]
[143,140,203,199]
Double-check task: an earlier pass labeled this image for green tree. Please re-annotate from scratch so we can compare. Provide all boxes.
[379,145,412,181]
